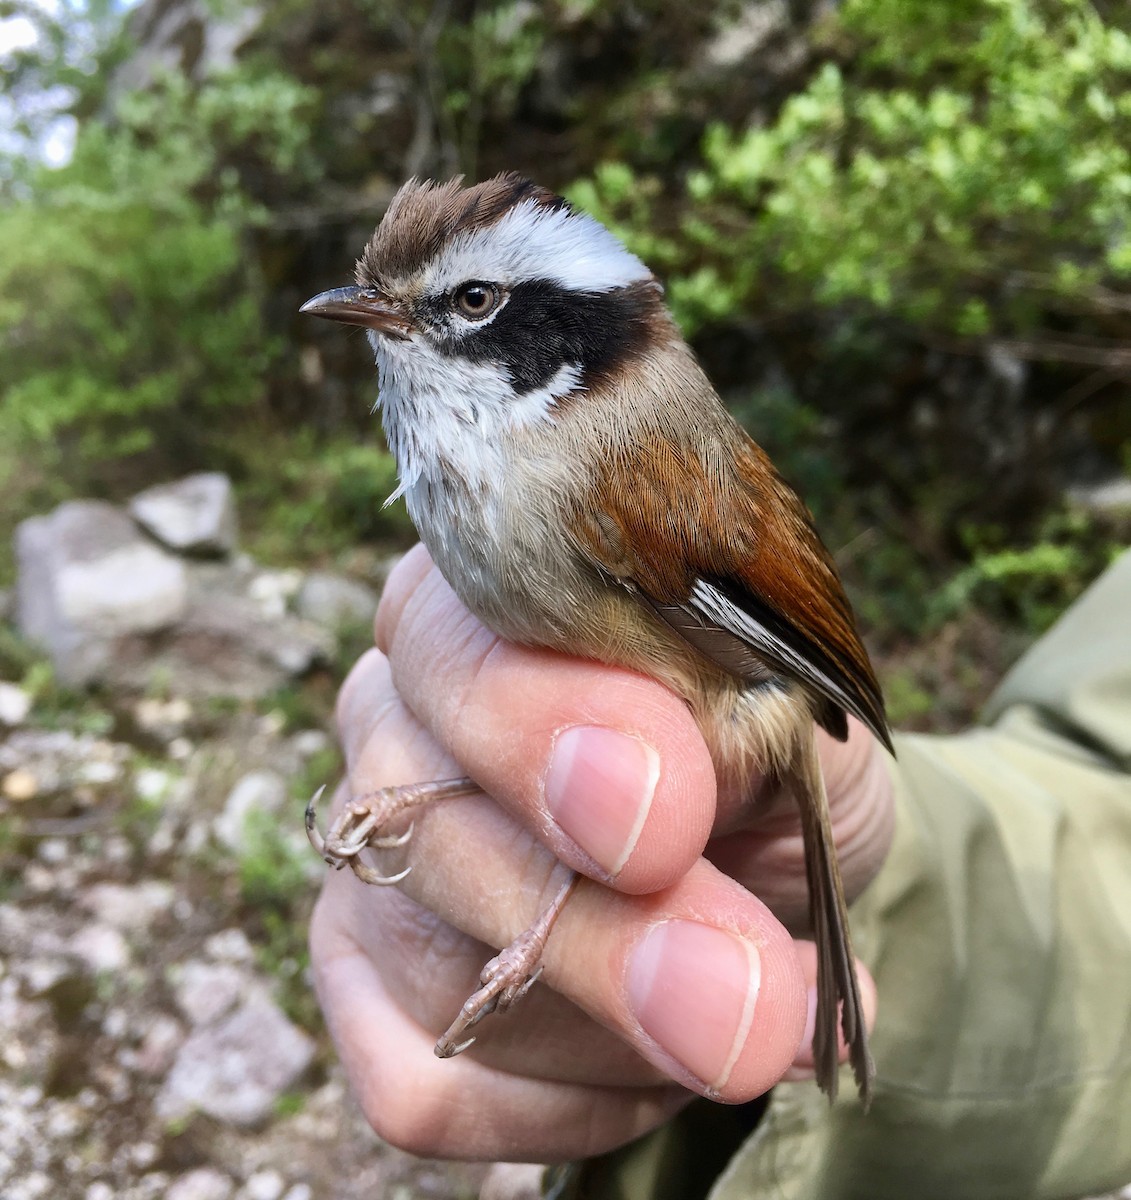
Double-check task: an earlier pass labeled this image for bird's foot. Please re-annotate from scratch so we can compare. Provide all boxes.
[435,873,580,1057]
[305,777,479,886]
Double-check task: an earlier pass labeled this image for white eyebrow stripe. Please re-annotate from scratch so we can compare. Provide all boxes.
[421,199,653,296]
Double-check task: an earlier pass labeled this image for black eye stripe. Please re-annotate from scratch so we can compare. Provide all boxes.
[435,279,658,395]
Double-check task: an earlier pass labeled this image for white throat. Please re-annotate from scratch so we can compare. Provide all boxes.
[371,332,581,504]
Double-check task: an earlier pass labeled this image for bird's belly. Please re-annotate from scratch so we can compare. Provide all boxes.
[406,469,810,802]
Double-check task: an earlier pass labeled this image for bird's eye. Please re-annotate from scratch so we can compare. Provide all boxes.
[453,281,500,321]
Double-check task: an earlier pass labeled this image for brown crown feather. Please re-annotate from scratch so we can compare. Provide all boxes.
[356,173,567,289]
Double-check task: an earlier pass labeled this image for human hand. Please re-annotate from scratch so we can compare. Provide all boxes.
[309,545,894,1161]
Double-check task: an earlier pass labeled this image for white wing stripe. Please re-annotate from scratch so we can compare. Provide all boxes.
[690,578,848,706]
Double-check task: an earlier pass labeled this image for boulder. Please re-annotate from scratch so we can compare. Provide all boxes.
[212,770,289,854]
[16,501,188,687]
[13,500,333,699]
[295,571,379,631]
[140,561,333,699]
[129,472,238,557]
[156,988,316,1127]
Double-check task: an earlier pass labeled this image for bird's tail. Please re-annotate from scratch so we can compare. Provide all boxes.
[792,730,874,1105]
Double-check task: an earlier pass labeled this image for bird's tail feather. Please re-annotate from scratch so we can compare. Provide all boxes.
[792,731,874,1106]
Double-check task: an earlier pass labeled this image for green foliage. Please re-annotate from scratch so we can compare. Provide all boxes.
[239,430,412,564]
[0,635,116,735]
[878,665,936,726]
[0,0,130,176]
[238,806,311,908]
[580,0,1131,344]
[933,508,1123,634]
[569,0,1130,656]
[255,905,321,1031]
[726,384,845,522]
[290,745,344,809]
[257,686,334,737]
[0,49,318,509]
[273,1090,307,1118]
[442,0,548,174]
[238,807,322,1029]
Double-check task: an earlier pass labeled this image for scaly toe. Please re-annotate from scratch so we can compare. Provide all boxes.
[371,820,414,850]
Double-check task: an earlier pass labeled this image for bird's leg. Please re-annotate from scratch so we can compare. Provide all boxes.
[306,777,480,886]
[308,783,580,1053]
[435,871,580,1058]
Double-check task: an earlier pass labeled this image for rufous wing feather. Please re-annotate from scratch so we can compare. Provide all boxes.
[570,417,885,1105]
[570,426,891,752]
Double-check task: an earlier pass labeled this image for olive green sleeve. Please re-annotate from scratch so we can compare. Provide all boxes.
[710,551,1131,1200]
[570,553,1131,1200]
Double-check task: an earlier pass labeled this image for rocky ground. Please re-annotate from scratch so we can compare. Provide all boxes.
[0,476,507,1199]
[0,691,507,1199]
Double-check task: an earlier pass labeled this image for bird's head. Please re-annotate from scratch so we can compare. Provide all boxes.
[302,174,667,486]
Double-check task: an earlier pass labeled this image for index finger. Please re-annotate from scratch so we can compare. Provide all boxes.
[344,545,718,895]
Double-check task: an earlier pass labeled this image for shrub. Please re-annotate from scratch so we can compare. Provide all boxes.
[0,63,317,496]
[579,0,1131,350]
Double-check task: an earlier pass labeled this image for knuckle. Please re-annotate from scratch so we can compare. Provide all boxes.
[336,647,388,727]
[374,543,433,652]
[356,1074,455,1157]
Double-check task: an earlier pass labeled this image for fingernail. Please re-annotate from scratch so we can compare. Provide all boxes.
[626,920,761,1094]
[545,726,659,877]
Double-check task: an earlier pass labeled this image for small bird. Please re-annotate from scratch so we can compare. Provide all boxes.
[302,173,891,1103]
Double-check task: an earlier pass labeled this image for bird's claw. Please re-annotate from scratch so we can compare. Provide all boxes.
[304,782,416,886]
[305,777,478,887]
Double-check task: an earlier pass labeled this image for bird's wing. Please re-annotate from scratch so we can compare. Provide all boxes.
[569,430,892,752]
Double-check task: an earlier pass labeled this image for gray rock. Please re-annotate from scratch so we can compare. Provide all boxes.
[14,499,331,698]
[1067,476,1131,516]
[204,927,255,963]
[480,1164,549,1200]
[130,473,238,556]
[240,1171,285,1200]
[213,770,288,853]
[79,881,175,933]
[15,501,188,687]
[289,729,330,760]
[68,924,131,974]
[117,561,333,699]
[156,989,315,1127]
[249,569,303,620]
[704,0,789,67]
[0,682,31,726]
[166,1168,235,1200]
[130,1013,185,1078]
[115,0,261,97]
[171,960,247,1027]
[295,571,379,631]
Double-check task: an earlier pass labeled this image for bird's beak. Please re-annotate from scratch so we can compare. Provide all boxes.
[300,286,414,339]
